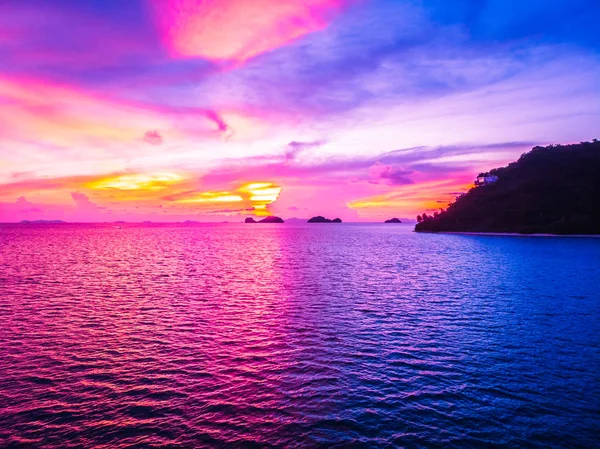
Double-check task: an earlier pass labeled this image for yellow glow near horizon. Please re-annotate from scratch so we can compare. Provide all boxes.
[180,191,244,203]
[167,181,281,214]
[348,179,472,214]
[88,172,182,191]
[239,182,273,191]
[239,182,281,204]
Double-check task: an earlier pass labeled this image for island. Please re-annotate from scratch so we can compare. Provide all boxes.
[385,218,402,224]
[284,218,308,224]
[245,216,284,223]
[415,140,600,234]
[259,216,284,223]
[19,220,66,224]
[307,216,342,223]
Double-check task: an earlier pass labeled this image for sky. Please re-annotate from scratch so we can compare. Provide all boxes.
[0,0,599,223]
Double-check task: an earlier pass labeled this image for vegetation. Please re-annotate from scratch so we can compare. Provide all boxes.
[415,140,600,234]
[259,216,284,223]
[245,216,284,223]
[308,216,342,223]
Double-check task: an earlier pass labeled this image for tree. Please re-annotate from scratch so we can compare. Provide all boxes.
[415,140,600,234]
[416,215,422,223]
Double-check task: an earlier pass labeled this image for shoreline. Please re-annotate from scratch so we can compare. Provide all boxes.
[417,231,600,238]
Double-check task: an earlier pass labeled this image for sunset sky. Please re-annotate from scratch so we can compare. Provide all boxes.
[0,0,598,222]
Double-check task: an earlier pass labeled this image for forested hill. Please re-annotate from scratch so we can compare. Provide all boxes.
[415,140,600,234]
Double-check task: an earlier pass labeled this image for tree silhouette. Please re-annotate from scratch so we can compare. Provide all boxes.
[415,140,600,234]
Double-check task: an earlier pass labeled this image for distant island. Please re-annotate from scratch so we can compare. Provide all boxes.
[307,216,342,223]
[20,220,66,224]
[385,218,402,223]
[285,218,308,224]
[415,140,600,234]
[245,216,284,223]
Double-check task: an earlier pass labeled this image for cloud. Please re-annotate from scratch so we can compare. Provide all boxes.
[203,141,534,188]
[143,130,163,145]
[370,162,413,185]
[71,191,103,210]
[285,140,326,160]
[160,182,282,216]
[15,196,41,213]
[348,178,469,212]
[148,0,347,63]
[0,196,61,221]
[287,140,326,152]
[0,174,100,196]
[207,207,255,214]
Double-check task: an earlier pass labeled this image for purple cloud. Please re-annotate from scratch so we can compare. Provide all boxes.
[370,162,413,185]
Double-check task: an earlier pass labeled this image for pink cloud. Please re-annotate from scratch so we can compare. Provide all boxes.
[148,0,346,62]
[0,76,263,152]
[71,192,104,211]
[14,196,41,213]
[143,130,164,145]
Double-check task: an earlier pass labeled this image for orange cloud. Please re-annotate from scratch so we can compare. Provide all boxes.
[348,179,473,217]
[165,181,281,215]
[0,169,284,220]
[87,173,184,191]
[149,0,345,62]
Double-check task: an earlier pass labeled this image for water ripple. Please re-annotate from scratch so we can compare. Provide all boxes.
[1,223,599,448]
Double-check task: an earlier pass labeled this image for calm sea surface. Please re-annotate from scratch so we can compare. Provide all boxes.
[0,223,599,448]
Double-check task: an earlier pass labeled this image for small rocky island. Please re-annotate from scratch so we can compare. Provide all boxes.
[415,140,600,234]
[385,218,402,223]
[307,216,342,223]
[245,216,284,223]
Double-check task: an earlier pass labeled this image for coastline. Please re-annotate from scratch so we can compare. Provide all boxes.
[417,231,600,238]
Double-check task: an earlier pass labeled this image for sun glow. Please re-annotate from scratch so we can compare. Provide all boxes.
[171,181,282,214]
[88,173,182,191]
[179,191,244,203]
[348,180,473,215]
[238,182,281,212]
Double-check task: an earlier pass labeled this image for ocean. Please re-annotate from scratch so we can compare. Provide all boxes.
[1,223,599,448]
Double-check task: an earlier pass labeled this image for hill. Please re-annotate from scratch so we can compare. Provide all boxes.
[415,140,600,234]
[307,216,342,223]
[245,216,284,223]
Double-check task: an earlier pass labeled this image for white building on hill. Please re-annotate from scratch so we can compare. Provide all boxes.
[474,174,499,186]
